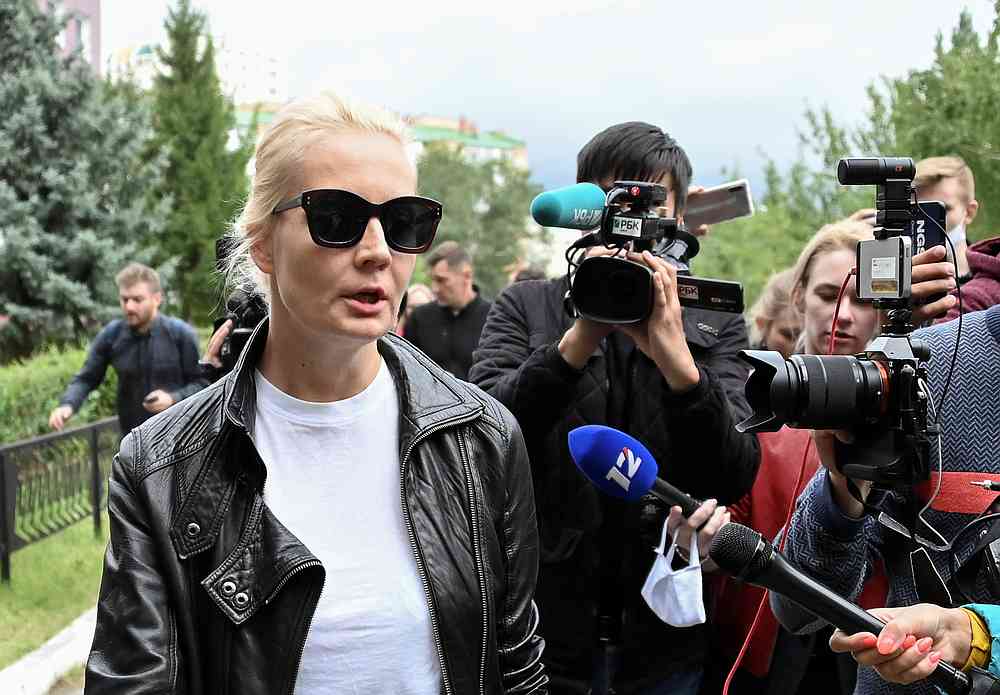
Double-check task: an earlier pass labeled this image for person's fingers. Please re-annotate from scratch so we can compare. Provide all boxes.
[688,185,706,195]
[912,294,958,324]
[911,260,955,284]
[878,651,942,685]
[692,224,710,237]
[697,507,729,549]
[685,499,718,531]
[874,640,937,685]
[912,245,948,265]
[852,635,916,668]
[830,630,878,654]
[910,281,957,304]
[665,506,685,535]
[653,270,668,310]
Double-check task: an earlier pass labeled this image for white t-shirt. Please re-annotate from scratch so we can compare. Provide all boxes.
[252,361,441,695]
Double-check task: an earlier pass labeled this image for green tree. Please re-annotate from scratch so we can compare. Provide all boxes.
[860,5,1000,239]
[151,0,253,322]
[699,2,1000,309]
[0,0,170,362]
[416,143,546,296]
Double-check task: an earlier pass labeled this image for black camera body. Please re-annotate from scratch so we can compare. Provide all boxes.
[567,181,744,324]
[214,287,267,375]
[737,157,941,488]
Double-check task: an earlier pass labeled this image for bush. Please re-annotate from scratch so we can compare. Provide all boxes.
[0,343,117,445]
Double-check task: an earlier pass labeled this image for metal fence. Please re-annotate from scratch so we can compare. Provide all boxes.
[0,418,120,583]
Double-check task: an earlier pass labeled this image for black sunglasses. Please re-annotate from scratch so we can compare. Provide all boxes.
[272,189,443,254]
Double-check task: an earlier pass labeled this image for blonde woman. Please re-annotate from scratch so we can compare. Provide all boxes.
[86,93,547,694]
[748,268,801,359]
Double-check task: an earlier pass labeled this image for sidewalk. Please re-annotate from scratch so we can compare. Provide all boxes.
[0,607,94,695]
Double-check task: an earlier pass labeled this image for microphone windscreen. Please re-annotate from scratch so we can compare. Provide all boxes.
[568,425,657,502]
[530,183,606,229]
[709,522,765,576]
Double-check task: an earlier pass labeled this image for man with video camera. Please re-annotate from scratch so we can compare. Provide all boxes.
[469,122,760,694]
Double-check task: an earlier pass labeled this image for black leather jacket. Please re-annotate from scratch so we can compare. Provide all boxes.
[85,324,548,694]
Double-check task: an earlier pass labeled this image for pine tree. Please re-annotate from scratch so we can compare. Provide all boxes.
[151,0,253,322]
[0,0,171,362]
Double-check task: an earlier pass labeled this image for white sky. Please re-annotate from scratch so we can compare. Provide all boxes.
[101,0,997,192]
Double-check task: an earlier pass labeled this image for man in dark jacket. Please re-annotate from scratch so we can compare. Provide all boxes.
[406,241,491,379]
[469,122,760,694]
[48,262,206,436]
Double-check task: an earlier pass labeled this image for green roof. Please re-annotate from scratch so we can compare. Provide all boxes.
[235,109,277,130]
[410,125,524,150]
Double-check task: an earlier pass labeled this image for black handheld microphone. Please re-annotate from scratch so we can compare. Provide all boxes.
[709,523,971,695]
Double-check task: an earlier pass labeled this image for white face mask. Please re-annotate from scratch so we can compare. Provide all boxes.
[640,518,706,628]
[947,221,967,246]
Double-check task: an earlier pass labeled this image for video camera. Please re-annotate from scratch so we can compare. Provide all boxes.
[531,181,744,324]
[737,157,947,489]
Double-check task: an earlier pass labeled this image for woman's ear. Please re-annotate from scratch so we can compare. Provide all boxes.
[249,227,274,276]
[754,315,769,333]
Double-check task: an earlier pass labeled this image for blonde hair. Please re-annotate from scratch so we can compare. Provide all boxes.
[790,219,874,312]
[748,268,797,346]
[914,156,975,202]
[223,92,412,305]
[115,262,161,293]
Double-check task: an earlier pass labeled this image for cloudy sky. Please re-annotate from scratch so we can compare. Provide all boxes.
[102,0,996,194]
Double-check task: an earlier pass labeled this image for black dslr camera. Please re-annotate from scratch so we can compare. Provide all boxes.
[209,237,268,379]
[213,287,267,375]
[737,157,947,488]
[566,181,744,324]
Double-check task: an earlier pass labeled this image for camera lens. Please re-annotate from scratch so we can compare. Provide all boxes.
[737,350,889,432]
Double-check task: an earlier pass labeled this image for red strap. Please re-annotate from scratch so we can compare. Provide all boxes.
[915,472,999,514]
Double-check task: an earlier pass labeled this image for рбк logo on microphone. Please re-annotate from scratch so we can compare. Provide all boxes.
[607,446,641,492]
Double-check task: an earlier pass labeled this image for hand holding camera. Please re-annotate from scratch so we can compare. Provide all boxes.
[616,251,701,392]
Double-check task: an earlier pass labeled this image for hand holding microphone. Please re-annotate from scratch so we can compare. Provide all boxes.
[708,522,974,694]
[568,424,726,559]
[829,603,975,687]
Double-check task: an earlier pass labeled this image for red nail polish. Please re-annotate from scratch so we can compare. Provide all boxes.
[928,652,941,665]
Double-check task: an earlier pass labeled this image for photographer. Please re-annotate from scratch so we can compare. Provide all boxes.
[772,300,1000,695]
[469,122,760,694]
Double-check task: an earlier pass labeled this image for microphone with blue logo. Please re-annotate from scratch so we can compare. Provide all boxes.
[530,183,607,230]
[568,425,702,516]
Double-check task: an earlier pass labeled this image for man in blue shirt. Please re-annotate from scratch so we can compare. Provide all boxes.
[48,262,207,435]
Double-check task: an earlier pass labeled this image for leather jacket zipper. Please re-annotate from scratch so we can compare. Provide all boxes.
[400,411,481,695]
[457,430,489,695]
[266,558,324,695]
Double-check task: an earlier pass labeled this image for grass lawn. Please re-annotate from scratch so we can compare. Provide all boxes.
[0,512,109,670]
